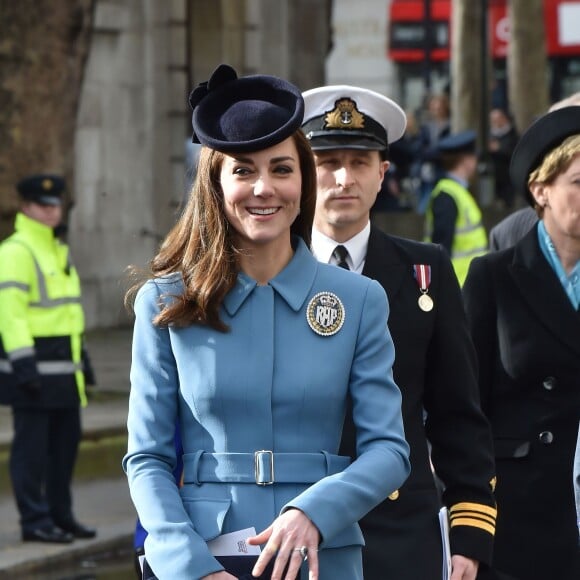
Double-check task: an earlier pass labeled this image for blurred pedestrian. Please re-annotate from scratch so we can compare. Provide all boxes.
[123,64,410,580]
[413,94,451,213]
[487,93,580,252]
[0,175,96,543]
[463,106,580,580]
[489,108,519,208]
[488,207,538,252]
[182,139,202,210]
[302,84,496,580]
[550,90,580,111]
[424,130,488,285]
[372,109,421,213]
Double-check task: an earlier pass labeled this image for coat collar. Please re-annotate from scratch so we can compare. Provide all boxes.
[510,224,580,355]
[15,212,57,244]
[223,237,317,317]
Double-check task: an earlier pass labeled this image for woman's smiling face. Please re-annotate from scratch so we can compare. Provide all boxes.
[219,136,302,248]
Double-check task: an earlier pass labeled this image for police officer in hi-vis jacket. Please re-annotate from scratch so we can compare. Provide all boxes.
[0,175,96,543]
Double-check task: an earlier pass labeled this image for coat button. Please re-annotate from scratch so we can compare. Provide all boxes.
[538,431,554,444]
[388,489,400,501]
[542,376,556,391]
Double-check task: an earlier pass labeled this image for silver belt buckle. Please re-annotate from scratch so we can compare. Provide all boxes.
[254,450,274,485]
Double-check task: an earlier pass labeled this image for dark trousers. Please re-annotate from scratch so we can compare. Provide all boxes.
[9,406,81,531]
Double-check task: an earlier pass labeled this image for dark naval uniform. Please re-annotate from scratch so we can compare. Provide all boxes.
[340,227,497,579]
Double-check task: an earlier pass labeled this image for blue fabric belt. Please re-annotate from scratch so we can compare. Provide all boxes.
[182,450,351,486]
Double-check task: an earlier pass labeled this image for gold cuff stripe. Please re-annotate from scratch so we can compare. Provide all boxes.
[450,511,496,527]
[450,517,496,535]
[450,502,498,518]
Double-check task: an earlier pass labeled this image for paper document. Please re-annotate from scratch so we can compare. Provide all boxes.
[438,507,452,580]
[207,527,261,557]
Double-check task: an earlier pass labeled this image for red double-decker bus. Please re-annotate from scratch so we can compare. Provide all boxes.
[388,0,580,109]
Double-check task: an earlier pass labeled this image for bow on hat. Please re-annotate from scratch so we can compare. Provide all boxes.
[186,63,304,153]
[188,65,238,143]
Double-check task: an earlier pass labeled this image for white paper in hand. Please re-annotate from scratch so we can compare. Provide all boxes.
[207,527,261,557]
[438,507,452,580]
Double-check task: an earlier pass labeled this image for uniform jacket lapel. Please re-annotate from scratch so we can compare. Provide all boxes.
[362,227,407,302]
[509,226,580,356]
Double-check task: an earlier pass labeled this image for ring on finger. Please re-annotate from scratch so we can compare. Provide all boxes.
[293,546,309,561]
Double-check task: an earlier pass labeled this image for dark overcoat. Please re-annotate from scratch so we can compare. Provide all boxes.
[463,225,580,580]
[340,227,497,580]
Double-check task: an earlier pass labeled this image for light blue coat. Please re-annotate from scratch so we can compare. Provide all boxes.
[123,239,410,580]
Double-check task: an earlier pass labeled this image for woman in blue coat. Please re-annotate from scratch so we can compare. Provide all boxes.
[122,64,410,580]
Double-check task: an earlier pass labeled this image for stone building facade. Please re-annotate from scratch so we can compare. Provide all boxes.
[70,0,331,329]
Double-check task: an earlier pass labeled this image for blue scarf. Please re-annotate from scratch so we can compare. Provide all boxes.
[537,220,580,310]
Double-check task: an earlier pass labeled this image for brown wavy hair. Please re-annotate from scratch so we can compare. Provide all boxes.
[125,130,316,331]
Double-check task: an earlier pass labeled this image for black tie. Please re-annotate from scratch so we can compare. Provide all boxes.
[332,245,350,270]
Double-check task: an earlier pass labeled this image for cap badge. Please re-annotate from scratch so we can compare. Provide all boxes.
[41,179,54,191]
[324,98,365,130]
[306,291,345,336]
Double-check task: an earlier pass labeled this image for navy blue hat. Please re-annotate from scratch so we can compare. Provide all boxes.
[16,174,65,206]
[188,64,304,153]
[437,130,477,156]
[510,106,580,206]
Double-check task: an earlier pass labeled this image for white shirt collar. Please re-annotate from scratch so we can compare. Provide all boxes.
[311,222,371,273]
[447,172,469,189]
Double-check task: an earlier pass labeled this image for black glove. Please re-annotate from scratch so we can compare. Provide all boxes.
[82,346,97,387]
[18,379,42,397]
[11,355,41,396]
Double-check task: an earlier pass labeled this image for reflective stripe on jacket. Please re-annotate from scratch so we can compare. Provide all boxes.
[0,213,87,406]
[425,178,488,285]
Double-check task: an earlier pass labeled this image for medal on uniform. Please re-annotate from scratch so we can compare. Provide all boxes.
[306,291,345,336]
[413,264,434,312]
[418,293,433,312]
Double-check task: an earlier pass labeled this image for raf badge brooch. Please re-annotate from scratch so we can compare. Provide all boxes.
[307,292,345,336]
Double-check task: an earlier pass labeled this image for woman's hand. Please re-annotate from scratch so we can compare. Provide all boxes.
[247,508,320,580]
[202,572,237,580]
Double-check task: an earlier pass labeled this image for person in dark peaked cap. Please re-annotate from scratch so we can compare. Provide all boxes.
[424,130,488,285]
[0,174,96,544]
[303,84,496,580]
[463,106,580,580]
[17,174,66,205]
[123,64,409,580]
[487,94,580,253]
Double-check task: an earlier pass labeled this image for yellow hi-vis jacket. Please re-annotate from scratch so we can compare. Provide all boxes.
[0,213,87,407]
[425,178,488,285]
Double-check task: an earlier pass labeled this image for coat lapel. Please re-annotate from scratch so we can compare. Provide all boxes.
[362,228,408,302]
[509,227,580,356]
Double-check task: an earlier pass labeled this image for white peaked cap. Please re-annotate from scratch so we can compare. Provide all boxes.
[301,85,407,150]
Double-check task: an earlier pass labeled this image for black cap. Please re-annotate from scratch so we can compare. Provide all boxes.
[188,64,304,153]
[510,106,580,206]
[16,175,65,206]
[437,130,477,156]
[301,85,406,151]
